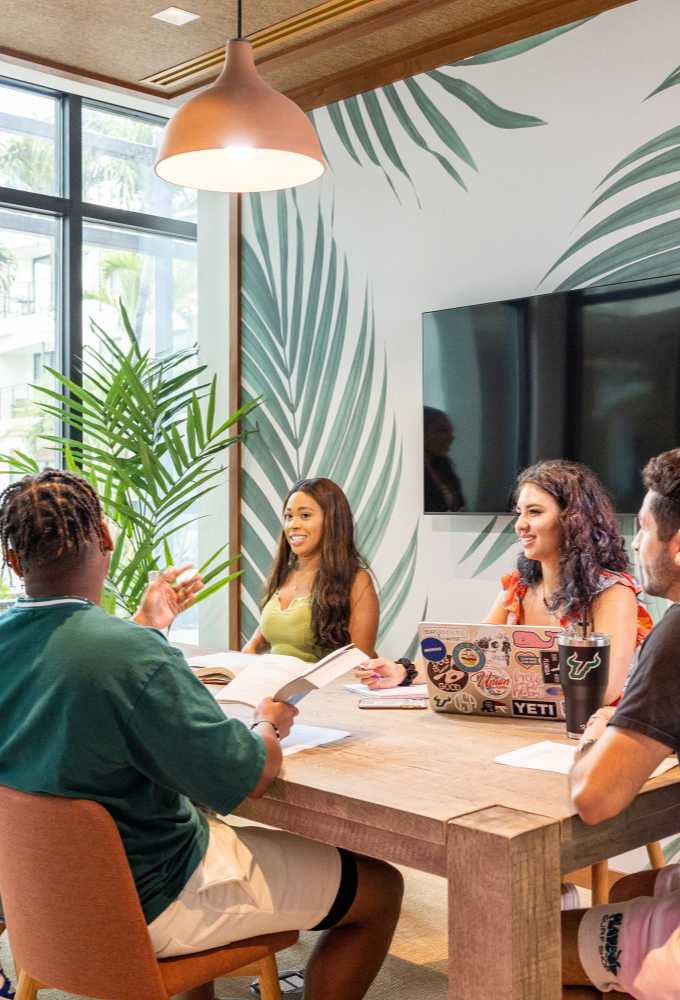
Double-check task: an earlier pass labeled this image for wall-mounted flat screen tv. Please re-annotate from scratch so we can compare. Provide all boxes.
[422,273,680,514]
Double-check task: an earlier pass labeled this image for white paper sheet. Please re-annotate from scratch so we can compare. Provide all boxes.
[495,740,679,779]
[344,683,429,700]
[280,724,350,757]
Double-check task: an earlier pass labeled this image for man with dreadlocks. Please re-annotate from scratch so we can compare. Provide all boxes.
[0,469,402,1000]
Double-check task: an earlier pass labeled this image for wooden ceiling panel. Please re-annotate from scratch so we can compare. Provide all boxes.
[0,0,634,105]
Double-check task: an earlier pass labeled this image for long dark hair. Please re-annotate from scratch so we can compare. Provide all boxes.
[515,460,629,620]
[263,478,366,650]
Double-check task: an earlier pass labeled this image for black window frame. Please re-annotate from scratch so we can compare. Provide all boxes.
[0,76,197,424]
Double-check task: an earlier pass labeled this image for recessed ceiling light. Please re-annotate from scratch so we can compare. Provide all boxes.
[153,7,200,26]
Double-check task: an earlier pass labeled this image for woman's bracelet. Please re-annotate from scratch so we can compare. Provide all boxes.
[250,719,281,740]
[396,658,419,687]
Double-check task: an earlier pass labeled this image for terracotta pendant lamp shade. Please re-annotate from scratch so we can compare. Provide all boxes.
[155,39,325,193]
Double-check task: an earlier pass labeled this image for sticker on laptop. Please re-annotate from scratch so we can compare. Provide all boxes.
[452,691,477,714]
[420,636,447,662]
[513,628,562,650]
[451,642,485,673]
[427,658,469,693]
[472,668,511,700]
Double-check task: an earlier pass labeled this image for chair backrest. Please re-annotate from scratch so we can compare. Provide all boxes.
[0,785,167,1000]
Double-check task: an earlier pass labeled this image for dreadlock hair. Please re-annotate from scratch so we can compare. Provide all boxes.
[0,468,105,570]
[263,478,367,652]
[515,459,629,622]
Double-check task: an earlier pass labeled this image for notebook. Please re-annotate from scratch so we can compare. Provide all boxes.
[418,621,565,720]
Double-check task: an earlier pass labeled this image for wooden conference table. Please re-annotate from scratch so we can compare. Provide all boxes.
[197,665,680,1000]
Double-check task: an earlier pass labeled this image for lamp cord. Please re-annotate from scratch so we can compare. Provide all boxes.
[237,0,242,38]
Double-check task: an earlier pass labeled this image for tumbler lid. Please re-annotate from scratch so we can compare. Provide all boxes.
[557,632,611,648]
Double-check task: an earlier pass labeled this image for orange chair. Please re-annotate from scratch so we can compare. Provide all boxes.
[0,786,298,1000]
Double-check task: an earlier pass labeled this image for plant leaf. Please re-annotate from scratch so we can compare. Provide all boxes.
[646,62,680,100]
[383,83,468,190]
[455,19,591,65]
[544,181,680,283]
[551,217,680,291]
[600,126,680,185]
[473,518,518,576]
[459,516,497,563]
[403,77,476,169]
[427,72,546,128]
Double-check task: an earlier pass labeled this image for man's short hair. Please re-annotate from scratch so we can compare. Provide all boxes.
[642,449,680,541]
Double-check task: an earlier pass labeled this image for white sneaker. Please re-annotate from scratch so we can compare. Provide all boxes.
[560,882,581,911]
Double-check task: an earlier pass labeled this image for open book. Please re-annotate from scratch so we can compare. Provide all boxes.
[188,651,275,685]
[190,645,369,708]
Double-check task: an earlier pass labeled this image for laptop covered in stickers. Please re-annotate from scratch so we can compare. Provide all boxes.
[418,621,565,721]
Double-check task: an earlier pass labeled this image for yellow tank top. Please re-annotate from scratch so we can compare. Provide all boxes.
[260,592,327,662]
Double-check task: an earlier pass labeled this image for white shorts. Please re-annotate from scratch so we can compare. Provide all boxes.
[148,818,346,958]
[579,864,680,998]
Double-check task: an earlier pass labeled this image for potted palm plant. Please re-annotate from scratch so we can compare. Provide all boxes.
[1,304,256,616]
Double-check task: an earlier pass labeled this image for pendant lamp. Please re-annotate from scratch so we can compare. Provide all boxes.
[155,0,326,193]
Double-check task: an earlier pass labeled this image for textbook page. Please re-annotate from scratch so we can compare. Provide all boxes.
[187,651,300,684]
[217,644,369,708]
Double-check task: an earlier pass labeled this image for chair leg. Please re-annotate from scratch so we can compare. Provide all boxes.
[15,970,39,1000]
[591,860,609,905]
[646,841,665,870]
[256,956,282,1000]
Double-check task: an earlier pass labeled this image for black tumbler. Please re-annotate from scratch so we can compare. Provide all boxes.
[558,633,611,739]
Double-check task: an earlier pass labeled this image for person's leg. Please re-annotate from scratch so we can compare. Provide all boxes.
[149,819,402,1000]
[303,855,403,1000]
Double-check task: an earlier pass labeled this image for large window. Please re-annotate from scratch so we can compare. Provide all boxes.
[0,79,199,630]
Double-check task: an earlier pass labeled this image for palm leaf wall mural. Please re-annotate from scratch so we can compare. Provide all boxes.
[312,19,592,204]
[542,66,680,290]
[647,62,680,100]
[240,190,418,649]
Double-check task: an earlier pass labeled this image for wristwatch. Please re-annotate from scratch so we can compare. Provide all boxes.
[250,719,281,740]
[396,658,419,687]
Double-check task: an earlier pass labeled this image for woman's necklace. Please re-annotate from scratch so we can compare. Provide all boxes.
[291,565,317,597]
[541,582,557,617]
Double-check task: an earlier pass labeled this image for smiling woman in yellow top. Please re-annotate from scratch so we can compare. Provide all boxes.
[242,478,379,661]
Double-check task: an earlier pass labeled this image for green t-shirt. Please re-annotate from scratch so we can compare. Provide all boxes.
[0,597,266,923]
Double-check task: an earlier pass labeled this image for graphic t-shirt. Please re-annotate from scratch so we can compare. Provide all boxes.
[0,597,265,922]
[610,603,680,760]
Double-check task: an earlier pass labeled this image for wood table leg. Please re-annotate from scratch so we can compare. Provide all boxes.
[447,805,561,1000]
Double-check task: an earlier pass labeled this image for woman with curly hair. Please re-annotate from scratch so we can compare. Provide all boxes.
[242,477,378,660]
[359,460,651,705]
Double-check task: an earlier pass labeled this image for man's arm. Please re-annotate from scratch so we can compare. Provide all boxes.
[569,725,671,825]
[248,698,297,798]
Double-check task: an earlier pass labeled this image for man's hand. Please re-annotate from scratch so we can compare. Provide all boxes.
[581,706,616,743]
[253,697,298,741]
[248,699,298,799]
[133,564,204,631]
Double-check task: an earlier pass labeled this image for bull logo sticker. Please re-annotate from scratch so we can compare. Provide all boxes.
[566,650,602,681]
